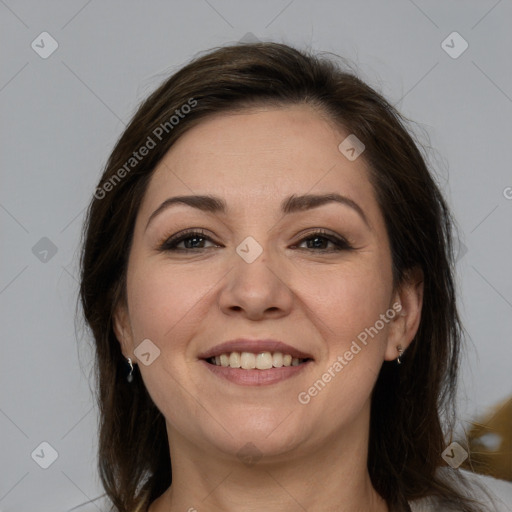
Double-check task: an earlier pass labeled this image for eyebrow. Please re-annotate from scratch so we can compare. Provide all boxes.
[145,193,372,231]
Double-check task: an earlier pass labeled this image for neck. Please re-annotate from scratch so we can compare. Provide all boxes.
[149,404,388,512]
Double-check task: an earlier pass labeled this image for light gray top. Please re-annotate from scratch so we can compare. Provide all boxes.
[408,469,512,511]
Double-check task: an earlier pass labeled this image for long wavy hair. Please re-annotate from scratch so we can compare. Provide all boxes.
[79,41,486,511]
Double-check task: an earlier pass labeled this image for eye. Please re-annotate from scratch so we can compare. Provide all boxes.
[158,229,220,252]
[292,229,354,252]
[158,228,354,253]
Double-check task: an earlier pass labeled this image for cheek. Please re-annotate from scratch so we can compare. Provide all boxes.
[298,260,392,347]
[292,259,392,410]
[124,263,211,423]
[126,262,211,345]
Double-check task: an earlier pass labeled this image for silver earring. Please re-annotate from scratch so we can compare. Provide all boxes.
[126,357,134,382]
[396,345,404,365]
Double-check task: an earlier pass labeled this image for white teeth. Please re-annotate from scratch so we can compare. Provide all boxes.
[256,352,273,370]
[272,352,283,367]
[240,352,256,369]
[229,352,241,368]
[209,351,309,369]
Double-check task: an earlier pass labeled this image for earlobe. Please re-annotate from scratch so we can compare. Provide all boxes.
[113,300,133,358]
[384,266,424,361]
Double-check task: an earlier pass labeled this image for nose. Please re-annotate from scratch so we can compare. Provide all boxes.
[218,244,294,321]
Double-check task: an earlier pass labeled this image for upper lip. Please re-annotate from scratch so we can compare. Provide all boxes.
[198,338,314,360]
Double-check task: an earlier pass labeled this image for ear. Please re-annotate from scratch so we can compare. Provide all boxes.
[384,266,424,361]
[113,298,134,359]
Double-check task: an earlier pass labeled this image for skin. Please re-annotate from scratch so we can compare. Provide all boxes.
[114,104,424,512]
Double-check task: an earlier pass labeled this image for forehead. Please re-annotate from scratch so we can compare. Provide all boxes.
[140,105,378,218]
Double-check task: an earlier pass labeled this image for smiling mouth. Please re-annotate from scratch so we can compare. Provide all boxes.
[205,351,313,370]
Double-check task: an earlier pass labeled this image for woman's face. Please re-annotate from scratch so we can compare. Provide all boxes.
[114,105,416,462]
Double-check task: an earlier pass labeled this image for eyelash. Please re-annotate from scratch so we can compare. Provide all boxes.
[158,228,354,253]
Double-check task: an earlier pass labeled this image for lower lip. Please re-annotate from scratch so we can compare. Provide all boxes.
[200,360,312,386]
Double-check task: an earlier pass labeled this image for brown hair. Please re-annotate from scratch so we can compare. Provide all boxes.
[79,42,485,511]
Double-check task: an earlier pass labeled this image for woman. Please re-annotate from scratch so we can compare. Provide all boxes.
[77,42,512,511]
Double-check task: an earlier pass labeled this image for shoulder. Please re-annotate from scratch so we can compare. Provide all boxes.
[409,469,512,512]
[468,471,512,511]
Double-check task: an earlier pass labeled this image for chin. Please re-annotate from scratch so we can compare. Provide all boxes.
[198,416,309,462]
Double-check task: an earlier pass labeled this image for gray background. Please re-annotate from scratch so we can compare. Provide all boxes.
[1,1,511,510]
